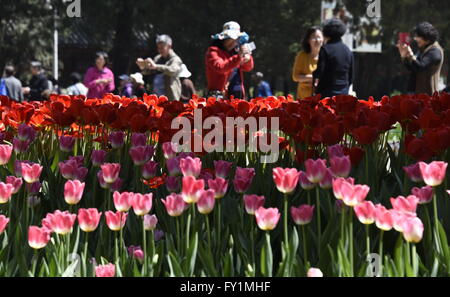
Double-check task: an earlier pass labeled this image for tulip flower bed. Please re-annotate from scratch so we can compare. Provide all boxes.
[0,92,448,277]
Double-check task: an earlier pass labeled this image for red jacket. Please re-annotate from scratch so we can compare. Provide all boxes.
[205,45,254,95]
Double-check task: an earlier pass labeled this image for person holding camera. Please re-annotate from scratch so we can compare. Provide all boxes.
[83,52,115,99]
[205,21,254,99]
[397,22,444,95]
[136,34,182,101]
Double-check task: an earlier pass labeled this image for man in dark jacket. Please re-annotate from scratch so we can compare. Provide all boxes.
[313,18,354,98]
[23,62,49,101]
[398,22,444,95]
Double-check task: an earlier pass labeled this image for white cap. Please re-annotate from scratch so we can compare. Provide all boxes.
[130,73,145,85]
[156,34,172,46]
[178,64,192,78]
[212,21,244,40]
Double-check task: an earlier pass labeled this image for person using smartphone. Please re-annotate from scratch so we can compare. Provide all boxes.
[397,22,444,95]
[83,52,115,99]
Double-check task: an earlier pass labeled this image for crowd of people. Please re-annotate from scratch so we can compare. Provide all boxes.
[0,19,445,102]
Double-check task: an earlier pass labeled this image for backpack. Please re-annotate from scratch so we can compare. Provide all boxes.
[0,79,8,96]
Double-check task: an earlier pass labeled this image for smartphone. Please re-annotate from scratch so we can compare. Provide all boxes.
[399,32,410,45]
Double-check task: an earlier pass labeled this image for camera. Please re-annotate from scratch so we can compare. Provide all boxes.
[237,32,256,52]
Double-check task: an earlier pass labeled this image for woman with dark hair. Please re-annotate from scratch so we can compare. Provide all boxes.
[83,51,115,99]
[292,26,323,99]
[397,22,444,95]
[313,18,354,98]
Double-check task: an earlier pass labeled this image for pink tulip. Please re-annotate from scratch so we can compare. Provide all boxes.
[233,177,253,194]
[0,182,14,204]
[95,263,116,277]
[330,156,351,178]
[197,189,215,214]
[307,267,324,277]
[402,217,424,243]
[235,167,256,181]
[255,207,281,231]
[166,157,181,176]
[299,171,315,190]
[69,156,84,166]
[105,211,128,231]
[162,142,178,159]
[131,133,147,147]
[18,124,36,142]
[419,161,448,187]
[334,179,370,207]
[291,205,315,225]
[91,150,107,167]
[0,215,9,234]
[199,169,214,184]
[78,208,102,232]
[354,201,376,225]
[42,210,77,235]
[144,214,158,231]
[97,171,109,189]
[27,181,41,195]
[110,178,123,192]
[375,205,393,231]
[332,177,355,200]
[243,194,266,215]
[59,160,77,180]
[319,168,333,190]
[403,163,423,183]
[64,180,85,205]
[327,144,345,159]
[182,176,204,204]
[6,176,22,194]
[304,159,327,183]
[101,163,121,184]
[272,168,300,194]
[13,138,31,154]
[127,246,144,262]
[390,195,419,214]
[391,210,416,232]
[15,160,32,177]
[28,226,51,249]
[74,166,88,181]
[132,193,153,216]
[113,191,133,212]
[0,145,13,165]
[180,157,202,178]
[161,193,187,217]
[208,177,228,199]
[109,131,125,149]
[214,160,233,179]
[21,163,43,184]
[142,161,159,179]
[129,145,154,166]
[165,176,181,193]
[59,136,75,152]
[411,186,433,204]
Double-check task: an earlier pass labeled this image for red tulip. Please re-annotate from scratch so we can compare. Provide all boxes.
[272,167,300,194]
[255,207,281,231]
[0,215,9,234]
[78,208,102,232]
[411,186,433,204]
[290,205,315,225]
[6,176,22,194]
[354,201,376,225]
[132,193,153,216]
[21,163,43,184]
[64,180,85,205]
[243,194,266,215]
[352,125,379,145]
[419,161,448,187]
[113,191,133,212]
[330,156,351,178]
[28,226,51,249]
[403,163,423,183]
[182,176,204,204]
[101,163,121,184]
[161,193,186,217]
[95,263,116,277]
[304,159,327,183]
[390,195,419,214]
[197,189,215,214]
[0,145,13,165]
[208,177,228,199]
[180,157,202,178]
[105,211,128,231]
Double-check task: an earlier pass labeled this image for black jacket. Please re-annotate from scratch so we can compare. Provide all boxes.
[313,39,354,98]
[29,73,49,101]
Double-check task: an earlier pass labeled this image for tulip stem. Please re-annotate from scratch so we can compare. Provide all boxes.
[433,188,438,229]
[349,210,354,276]
[283,194,289,247]
[301,225,308,267]
[205,215,211,249]
[143,218,148,276]
[176,216,181,252]
[83,232,89,277]
[186,205,192,255]
[250,223,255,273]
[378,230,384,277]
[412,243,418,277]
[217,200,222,251]
[365,224,370,259]
[315,187,321,262]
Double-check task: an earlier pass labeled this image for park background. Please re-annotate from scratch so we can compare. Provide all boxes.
[1,0,450,99]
